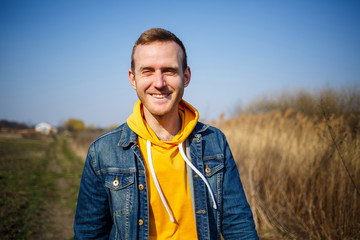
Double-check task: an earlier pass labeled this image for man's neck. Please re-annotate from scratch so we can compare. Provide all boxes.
[143,110,181,141]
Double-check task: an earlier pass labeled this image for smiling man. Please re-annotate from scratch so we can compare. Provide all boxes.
[74,28,258,240]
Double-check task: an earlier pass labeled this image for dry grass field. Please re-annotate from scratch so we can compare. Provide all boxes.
[214,88,360,239]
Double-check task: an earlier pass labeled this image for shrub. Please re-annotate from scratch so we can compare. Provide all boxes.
[64,118,86,132]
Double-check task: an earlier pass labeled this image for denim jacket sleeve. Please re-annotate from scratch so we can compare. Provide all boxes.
[221,134,258,239]
[74,143,112,239]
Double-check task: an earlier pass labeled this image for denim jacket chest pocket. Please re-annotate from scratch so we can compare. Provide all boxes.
[203,154,224,201]
[203,154,224,176]
[105,172,135,216]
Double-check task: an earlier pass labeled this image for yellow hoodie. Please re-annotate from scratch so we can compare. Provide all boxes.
[127,99,199,239]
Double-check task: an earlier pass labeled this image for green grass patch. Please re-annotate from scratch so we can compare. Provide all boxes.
[0,137,55,239]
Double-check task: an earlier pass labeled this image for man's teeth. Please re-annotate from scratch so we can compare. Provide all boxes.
[152,94,167,98]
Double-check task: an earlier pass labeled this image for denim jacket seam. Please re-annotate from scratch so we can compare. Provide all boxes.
[88,143,101,176]
[92,125,124,145]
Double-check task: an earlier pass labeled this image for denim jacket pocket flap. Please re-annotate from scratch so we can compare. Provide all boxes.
[203,154,224,177]
[105,173,135,191]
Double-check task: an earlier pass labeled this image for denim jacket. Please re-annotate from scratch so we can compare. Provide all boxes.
[74,122,258,239]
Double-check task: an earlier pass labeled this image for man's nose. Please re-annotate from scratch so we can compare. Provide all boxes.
[153,71,166,88]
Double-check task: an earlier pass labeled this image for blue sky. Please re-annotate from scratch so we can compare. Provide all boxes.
[1,0,359,127]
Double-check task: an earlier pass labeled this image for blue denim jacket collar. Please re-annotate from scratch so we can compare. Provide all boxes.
[118,124,138,148]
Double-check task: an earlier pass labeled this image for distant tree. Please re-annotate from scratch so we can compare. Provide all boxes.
[0,120,32,129]
[65,118,86,132]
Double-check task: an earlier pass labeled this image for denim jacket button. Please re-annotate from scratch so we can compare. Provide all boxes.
[138,219,144,226]
[138,184,144,190]
[205,167,211,173]
[113,176,119,186]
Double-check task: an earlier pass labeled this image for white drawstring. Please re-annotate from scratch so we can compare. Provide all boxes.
[147,140,175,222]
[178,142,217,210]
[146,140,217,223]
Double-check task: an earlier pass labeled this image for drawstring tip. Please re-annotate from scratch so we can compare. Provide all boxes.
[213,203,217,209]
[170,216,175,222]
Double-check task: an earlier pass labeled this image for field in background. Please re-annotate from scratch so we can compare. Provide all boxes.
[214,87,360,239]
[0,135,83,239]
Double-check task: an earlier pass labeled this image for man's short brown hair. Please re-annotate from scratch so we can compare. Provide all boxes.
[131,28,187,73]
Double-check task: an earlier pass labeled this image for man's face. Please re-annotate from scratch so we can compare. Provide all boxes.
[129,41,191,120]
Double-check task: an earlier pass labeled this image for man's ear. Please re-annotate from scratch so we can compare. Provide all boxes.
[129,69,136,90]
[184,66,191,88]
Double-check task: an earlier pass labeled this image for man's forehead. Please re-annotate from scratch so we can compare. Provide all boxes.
[134,41,181,54]
[133,41,183,67]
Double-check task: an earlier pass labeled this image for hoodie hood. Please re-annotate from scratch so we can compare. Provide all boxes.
[127,99,199,146]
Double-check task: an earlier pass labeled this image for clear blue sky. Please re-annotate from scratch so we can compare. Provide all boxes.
[1,0,359,127]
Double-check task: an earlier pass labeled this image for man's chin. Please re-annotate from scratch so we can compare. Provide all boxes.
[145,107,174,119]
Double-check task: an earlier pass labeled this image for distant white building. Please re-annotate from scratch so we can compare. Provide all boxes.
[35,122,57,135]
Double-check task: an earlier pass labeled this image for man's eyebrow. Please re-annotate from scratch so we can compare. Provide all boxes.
[139,66,154,71]
[162,66,179,71]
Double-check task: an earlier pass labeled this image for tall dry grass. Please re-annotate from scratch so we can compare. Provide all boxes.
[215,90,360,239]
[69,130,107,160]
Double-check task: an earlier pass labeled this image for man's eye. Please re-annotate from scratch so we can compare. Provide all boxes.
[164,69,177,74]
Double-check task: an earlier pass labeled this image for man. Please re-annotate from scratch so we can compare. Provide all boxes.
[74,28,258,239]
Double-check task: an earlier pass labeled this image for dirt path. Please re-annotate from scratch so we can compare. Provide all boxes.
[39,136,84,240]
